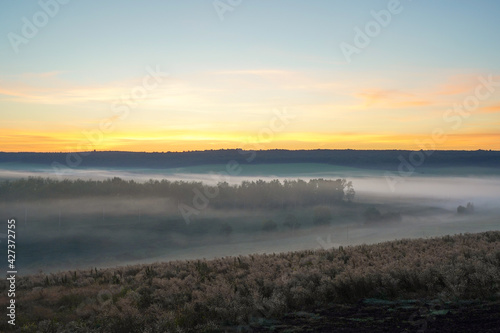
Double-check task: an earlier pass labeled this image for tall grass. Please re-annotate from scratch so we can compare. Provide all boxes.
[1,231,499,332]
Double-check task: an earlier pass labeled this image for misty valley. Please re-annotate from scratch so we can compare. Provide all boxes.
[0,151,499,332]
[1,161,499,276]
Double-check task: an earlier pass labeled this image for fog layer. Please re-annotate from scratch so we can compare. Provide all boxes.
[0,164,499,274]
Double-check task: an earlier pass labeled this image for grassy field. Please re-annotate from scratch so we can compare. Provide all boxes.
[1,231,499,332]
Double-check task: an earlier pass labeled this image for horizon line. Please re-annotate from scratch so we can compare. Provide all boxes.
[1,148,499,154]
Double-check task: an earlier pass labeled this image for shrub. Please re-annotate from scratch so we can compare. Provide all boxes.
[262,219,277,232]
[363,207,382,223]
[283,214,301,230]
[457,202,474,214]
[313,206,332,225]
[363,207,401,223]
[219,223,233,236]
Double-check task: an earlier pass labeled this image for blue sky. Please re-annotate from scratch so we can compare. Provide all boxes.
[1,0,500,151]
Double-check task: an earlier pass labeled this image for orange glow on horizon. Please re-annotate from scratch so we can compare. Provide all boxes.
[2,128,500,153]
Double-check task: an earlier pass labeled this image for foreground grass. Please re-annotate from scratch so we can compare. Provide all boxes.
[2,231,499,332]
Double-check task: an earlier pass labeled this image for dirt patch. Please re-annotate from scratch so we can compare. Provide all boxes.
[240,298,500,332]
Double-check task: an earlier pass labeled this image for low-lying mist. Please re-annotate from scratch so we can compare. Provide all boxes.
[1,164,499,203]
[0,165,499,275]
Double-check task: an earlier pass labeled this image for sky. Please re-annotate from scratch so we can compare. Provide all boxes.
[1,0,500,152]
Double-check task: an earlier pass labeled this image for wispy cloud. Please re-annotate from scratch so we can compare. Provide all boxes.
[213,69,293,76]
[435,74,482,96]
[0,72,170,105]
[355,89,431,108]
[478,103,500,114]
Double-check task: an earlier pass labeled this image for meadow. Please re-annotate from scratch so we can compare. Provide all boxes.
[0,231,498,332]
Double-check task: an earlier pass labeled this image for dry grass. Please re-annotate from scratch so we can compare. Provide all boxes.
[1,231,499,332]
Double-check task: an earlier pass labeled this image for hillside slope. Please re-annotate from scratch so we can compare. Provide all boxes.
[2,231,499,332]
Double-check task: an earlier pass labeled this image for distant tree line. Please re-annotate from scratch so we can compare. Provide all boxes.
[210,178,355,209]
[0,177,355,209]
[1,149,499,170]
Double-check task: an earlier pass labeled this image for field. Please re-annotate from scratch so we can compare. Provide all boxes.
[1,231,499,332]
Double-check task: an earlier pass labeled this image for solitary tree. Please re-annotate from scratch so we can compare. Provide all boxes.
[345,181,356,202]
